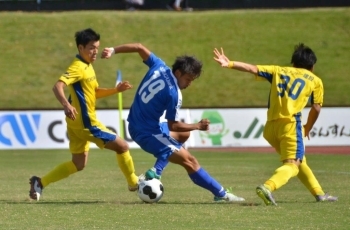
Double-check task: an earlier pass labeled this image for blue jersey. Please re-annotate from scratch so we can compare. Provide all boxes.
[127,53,182,133]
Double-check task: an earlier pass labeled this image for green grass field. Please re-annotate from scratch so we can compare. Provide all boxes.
[1,8,350,109]
[1,149,349,229]
[1,8,350,230]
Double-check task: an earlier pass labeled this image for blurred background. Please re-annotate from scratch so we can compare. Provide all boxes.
[1,0,349,11]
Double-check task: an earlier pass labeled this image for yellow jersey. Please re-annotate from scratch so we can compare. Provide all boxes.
[256,65,323,122]
[59,55,99,129]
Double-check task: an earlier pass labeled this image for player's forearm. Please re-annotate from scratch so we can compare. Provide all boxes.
[113,43,142,53]
[304,104,321,130]
[168,121,199,132]
[229,61,259,74]
[95,88,118,99]
[52,81,70,107]
[112,43,151,61]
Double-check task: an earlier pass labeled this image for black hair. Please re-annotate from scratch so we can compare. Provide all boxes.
[291,43,317,70]
[172,55,202,78]
[75,28,100,47]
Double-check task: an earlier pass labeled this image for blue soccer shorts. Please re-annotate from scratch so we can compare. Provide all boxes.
[129,122,182,160]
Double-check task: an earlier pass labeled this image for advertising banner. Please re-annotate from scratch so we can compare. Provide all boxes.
[190,108,350,147]
[0,108,349,149]
[0,110,190,149]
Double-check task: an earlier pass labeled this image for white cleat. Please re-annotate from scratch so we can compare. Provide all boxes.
[29,176,43,201]
[214,188,245,202]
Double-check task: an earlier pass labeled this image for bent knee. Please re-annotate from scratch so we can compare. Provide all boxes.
[74,163,85,171]
[171,131,190,144]
[178,132,191,143]
[117,141,129,153]
[106,138,129,153]
[72,160,86,171]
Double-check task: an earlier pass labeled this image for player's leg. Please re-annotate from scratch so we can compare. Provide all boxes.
[265,120,301,190]
[256,120,300,205]
[89,123,138,191]
[104,135,139,191]
[131,129,244,201]
[144,123,191,179]
[170,130,190,144]
[39,152,85,187]
[145,158,167,180]
[297,156,337,201]
[168,147,245,202]
[29,128,85,201]
[174,0,182,9]
[166,0,181,10]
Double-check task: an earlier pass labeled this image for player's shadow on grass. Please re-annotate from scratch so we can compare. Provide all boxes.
[0,200,261,206]
[275,200,320,204]
[127,201,261,206]
[0,200,110,205]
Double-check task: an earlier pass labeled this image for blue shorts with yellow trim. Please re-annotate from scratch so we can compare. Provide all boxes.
[263,119,304,161]
[67,123,116,153]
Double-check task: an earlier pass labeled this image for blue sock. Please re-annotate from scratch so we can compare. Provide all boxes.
[189,168,226,197]
[154,158,169,176]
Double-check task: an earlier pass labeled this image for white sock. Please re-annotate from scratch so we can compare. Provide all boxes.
[174,0,181,7]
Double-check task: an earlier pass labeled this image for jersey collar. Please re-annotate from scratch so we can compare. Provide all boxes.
[76,54,90,65]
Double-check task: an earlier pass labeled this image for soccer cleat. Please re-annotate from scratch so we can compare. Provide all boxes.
[145,167,161,180]
[128,185,138,192]
[315,193,338,202]
[214,188,245,202]
[166,4,182,11]
[128,174,145,192]
[256,184,277,206]
[29,176,43,201]
[183,7,193,12]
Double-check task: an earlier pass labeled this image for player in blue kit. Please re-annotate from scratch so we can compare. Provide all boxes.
[101,43,245,202]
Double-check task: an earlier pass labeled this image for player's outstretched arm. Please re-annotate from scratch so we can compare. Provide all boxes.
[213,47,259,74]
[101,43,151,61]
[213,47,231,67]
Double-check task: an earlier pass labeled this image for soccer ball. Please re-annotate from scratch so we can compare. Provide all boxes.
[137,178,164,203]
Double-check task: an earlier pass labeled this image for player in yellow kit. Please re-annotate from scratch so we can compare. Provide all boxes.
[29,28,139,201]
[213,43,337,205]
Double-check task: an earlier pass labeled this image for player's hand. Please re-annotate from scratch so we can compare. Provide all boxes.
[101,47,114,59]
[64,104,78,120]
[213,47,230,67]
[198,119,210,131]
[303,125,311,140]
[116,81,133,93]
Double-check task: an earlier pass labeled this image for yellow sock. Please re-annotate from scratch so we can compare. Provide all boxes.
[266,163,299,190]
[297,157,324,196]
[116,151,138,187]
[264,183,274,192]
[41,161,78,188]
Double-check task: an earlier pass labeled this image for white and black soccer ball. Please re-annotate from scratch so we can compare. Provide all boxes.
[137,178,164,203]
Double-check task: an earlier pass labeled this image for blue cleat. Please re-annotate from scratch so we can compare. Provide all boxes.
[145,167,161,180]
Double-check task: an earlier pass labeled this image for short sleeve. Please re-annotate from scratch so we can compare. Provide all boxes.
[143,53,166,69]
[59,65,83,86]
[256,65,278,83]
